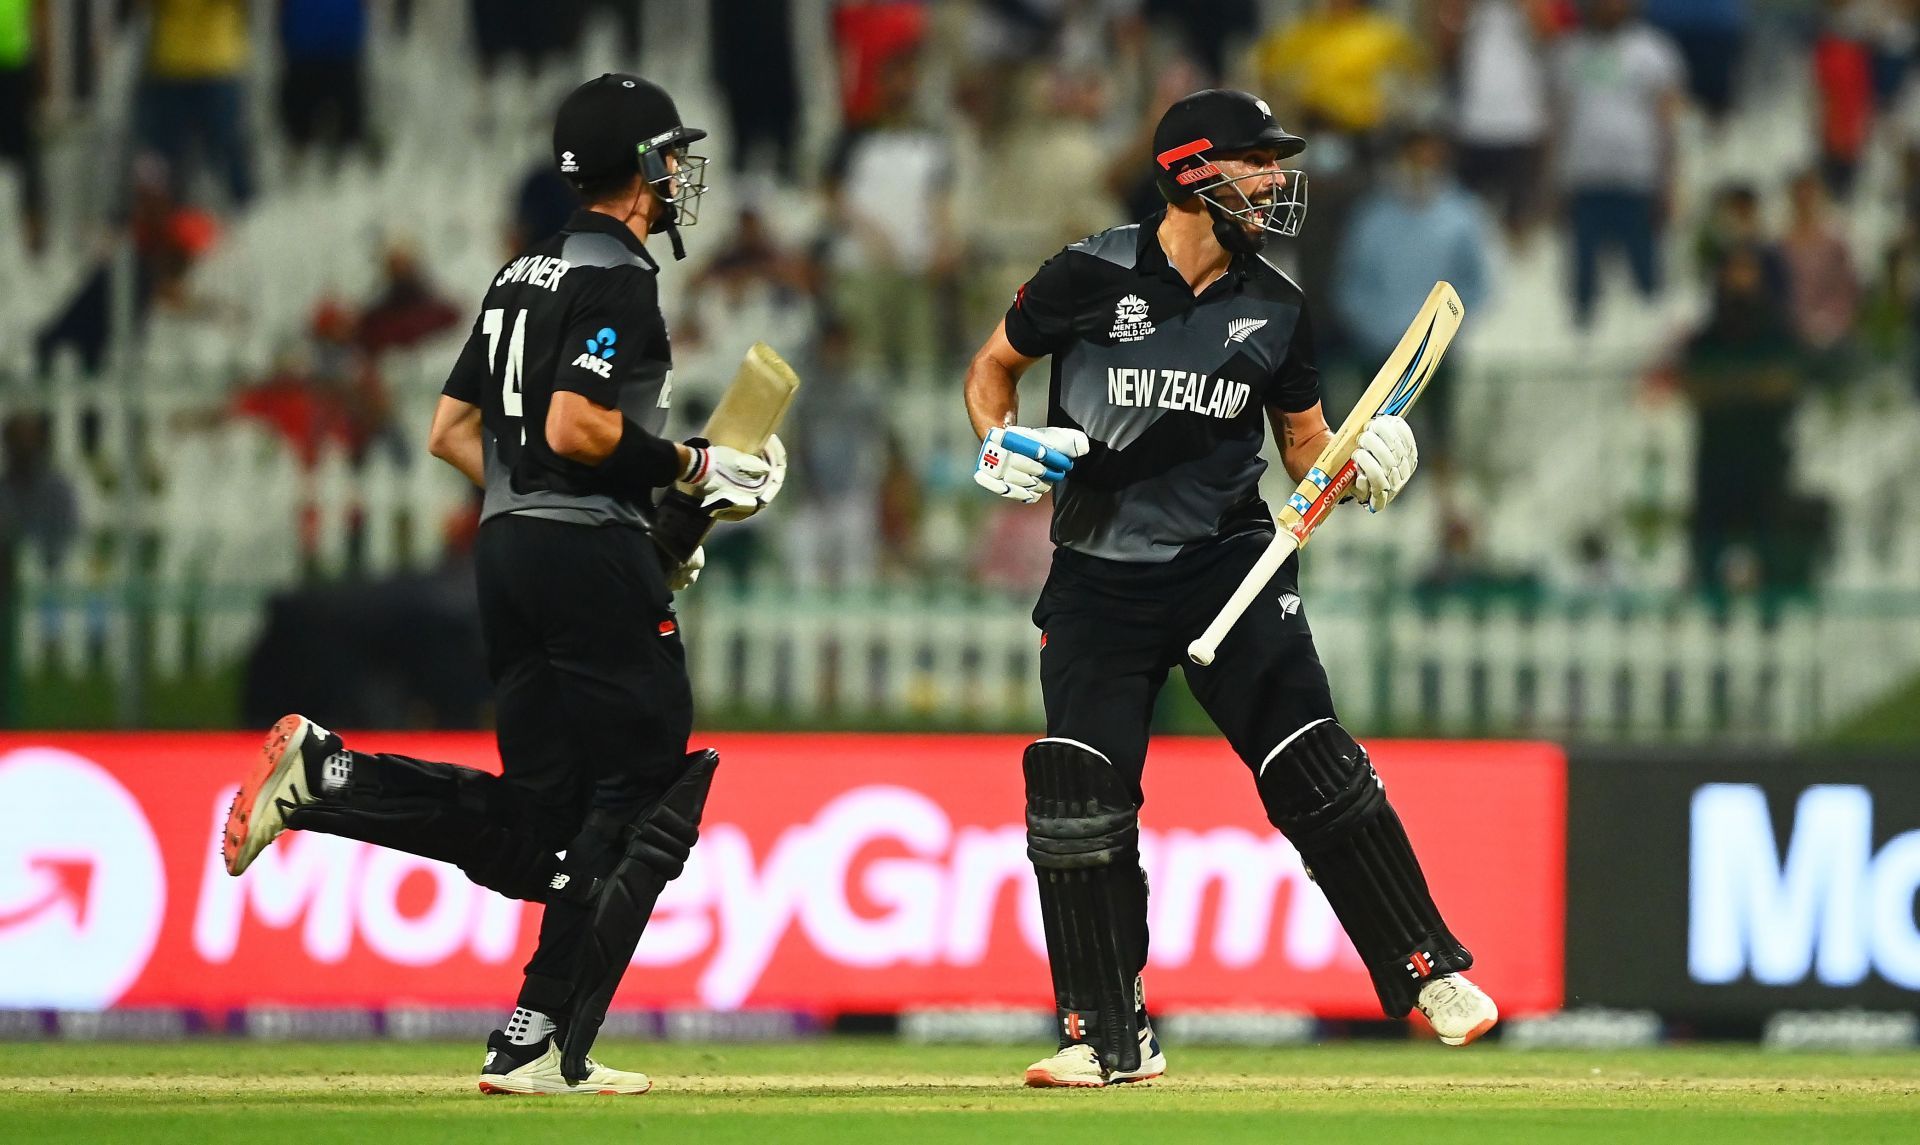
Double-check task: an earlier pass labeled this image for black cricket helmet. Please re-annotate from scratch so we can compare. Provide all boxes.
[1152,89,1307,250]
[554,73,710,257]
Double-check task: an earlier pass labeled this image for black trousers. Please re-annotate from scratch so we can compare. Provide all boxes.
[1036,532,1337,797]
[1033,532,1336,997]
[310,516,694,1014]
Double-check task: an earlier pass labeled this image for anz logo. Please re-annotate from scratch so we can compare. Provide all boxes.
[570,326,618,379]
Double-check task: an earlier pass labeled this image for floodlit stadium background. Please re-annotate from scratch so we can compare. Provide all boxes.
[0,0,1915,1049]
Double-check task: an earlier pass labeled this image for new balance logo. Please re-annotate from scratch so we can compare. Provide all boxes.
[1226,317,1267,345]
[549,873,570,892]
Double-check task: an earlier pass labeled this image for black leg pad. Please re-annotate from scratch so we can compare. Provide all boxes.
[1025,739,1146,1075]
[1254,720,1472,1016]
[559,749,719,1083]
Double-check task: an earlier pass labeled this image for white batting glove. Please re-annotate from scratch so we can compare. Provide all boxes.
[667,545,705,592]
[684,434,787,521]
[1350,414,1418,513]
[973,426,1090,505]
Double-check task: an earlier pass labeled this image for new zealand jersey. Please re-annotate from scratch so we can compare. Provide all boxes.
[443,209,674,527]
[1004,212,1319,563]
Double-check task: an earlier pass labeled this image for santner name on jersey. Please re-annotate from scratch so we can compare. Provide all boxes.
[1003,211,1320,563]
[443,209,674,528]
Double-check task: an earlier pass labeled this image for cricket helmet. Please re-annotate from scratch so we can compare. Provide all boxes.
[1151,89,1307,251]
[553,73,710,258]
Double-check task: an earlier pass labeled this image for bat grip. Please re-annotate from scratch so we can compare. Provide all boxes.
[650,488,712,571]
[1187,531,1301,666]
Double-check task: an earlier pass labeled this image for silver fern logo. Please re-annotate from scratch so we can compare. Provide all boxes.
[1225,318,1268,346]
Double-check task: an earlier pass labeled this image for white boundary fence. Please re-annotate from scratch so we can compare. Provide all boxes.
[675,577,1920,745]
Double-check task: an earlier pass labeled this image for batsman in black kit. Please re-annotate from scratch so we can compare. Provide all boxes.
[964,91,1498,1088]
[219,75,788,1095]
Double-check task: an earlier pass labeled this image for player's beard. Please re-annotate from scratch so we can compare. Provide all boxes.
[1208,200,1269,255]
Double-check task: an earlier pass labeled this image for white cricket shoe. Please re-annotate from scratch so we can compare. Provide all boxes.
[1024,1021,1166,1088]
[222,714,334,875]
[477,1032,651,1095]
[1417,973,1498,1046]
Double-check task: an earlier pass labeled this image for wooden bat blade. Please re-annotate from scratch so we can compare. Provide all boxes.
[1186,282,1464,665]
[652,341,803,568]
[700,341,800,453]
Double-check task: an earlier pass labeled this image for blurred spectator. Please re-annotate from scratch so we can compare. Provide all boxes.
[36,159,222,372]
[0,411,79,574]
[783,320,885,588]
[1253,0,1424,144]
[1692,183,1785,295]
[1680,245,1803,595]
[1106,56,1207,224]
[1852,0,1917,107]
[277,0,370,170]
[1779,170,1860,373]
[1333,127,1492,457]
[687,207,818,308]
[956,66,1120,338]
[822,48,956,374]
[1551,0,1684,328]
[833,1,928,129]
[0,0,44,254]
[1145,0,1256,82]
[138,0,255,207]
[507,161,576,253]
[1813,1,1877,200]
[710,0,801,179]
[230,301,398,469]
[469,0,586,76]
[1640,0,1748,122]
[355,240,461,357]
[1446,0,1552,243]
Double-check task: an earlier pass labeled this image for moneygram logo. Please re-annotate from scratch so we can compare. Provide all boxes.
[0,748,166,1008]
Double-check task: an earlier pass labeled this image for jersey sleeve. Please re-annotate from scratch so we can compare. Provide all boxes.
[1266,302,1322,414]
[1003,251,1077,358]
[441,312,490,404]
[558,268,663,407]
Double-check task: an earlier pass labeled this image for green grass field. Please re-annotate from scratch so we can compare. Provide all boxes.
[3,1038,1918,1143]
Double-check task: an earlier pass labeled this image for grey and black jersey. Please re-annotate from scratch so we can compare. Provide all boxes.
[443,209,674,527]
[1003,211,1319,563]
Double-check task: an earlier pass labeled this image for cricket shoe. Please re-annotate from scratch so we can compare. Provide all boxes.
[1417,973,1498,1046]
[221,714,339,875]
[477,1031,651,1095]
[1024,1020,1166,1088]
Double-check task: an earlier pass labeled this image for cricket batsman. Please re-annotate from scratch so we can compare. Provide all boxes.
[219,74,786,1094]
[963,90,1498,1087]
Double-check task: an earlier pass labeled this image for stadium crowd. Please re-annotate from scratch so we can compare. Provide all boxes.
[4,0,1920,625]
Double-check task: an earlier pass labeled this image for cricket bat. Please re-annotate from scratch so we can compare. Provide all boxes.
[1186,281,1464,666]
[651,341,801,569]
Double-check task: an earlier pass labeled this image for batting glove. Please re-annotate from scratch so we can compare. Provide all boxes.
[683,434,787,521]
[1350,414,1418,513]
[973,426,1090,505]
[666,545,705,592]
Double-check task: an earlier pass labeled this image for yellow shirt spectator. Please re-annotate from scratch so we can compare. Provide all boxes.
[1254,1,1424,134]
[148,0,249,81]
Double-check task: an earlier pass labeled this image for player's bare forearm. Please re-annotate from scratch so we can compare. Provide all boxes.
[965,319,1042,439]
[548,390,694,473]
[1271,403,1332,483]
[426,395,485,487]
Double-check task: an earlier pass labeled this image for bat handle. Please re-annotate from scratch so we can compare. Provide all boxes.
[1187,531,1302,666]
